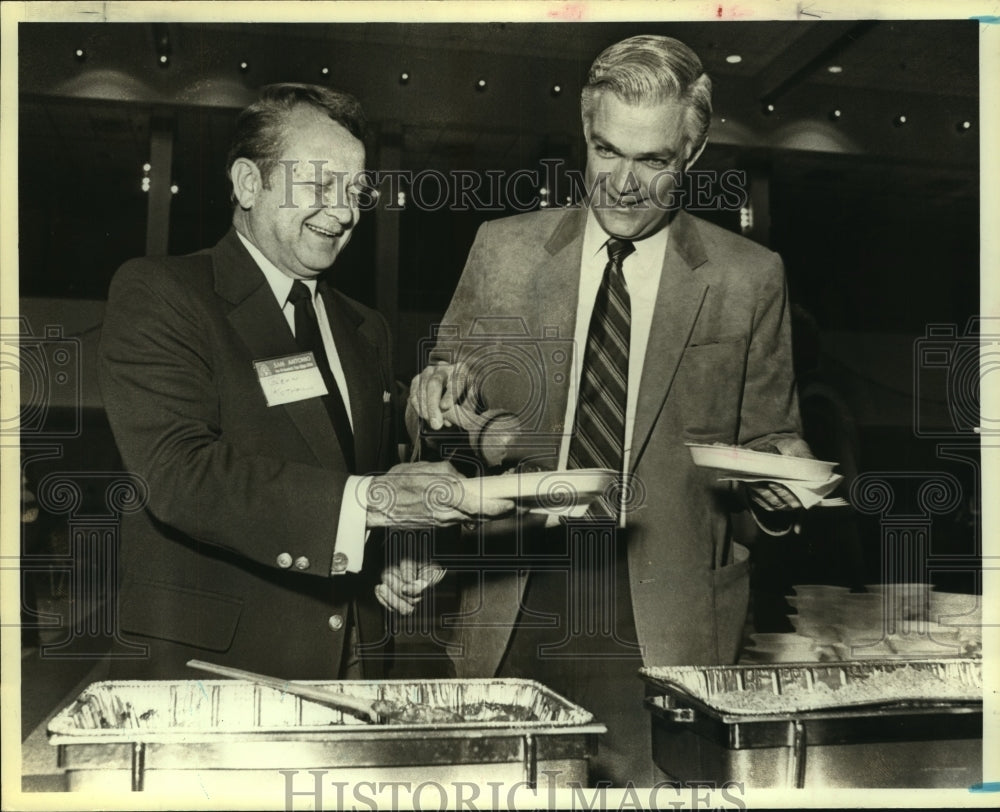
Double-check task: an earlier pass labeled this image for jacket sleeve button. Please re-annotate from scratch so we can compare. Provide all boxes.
[276,552,293,569]
[331,551,349,573]
[328,614,344,631]
[294,556,310,571]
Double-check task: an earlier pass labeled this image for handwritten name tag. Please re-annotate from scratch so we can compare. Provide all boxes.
[253,352,329,406]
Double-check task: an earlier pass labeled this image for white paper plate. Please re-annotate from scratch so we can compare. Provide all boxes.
[685,443,837,482]
[477,468,617,515]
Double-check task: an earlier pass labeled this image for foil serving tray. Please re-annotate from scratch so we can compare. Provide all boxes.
[640,658,982,722]
[48,678,606,792]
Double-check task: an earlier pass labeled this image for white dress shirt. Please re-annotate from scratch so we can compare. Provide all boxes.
[237,232,369,573]
[555,209,669,521]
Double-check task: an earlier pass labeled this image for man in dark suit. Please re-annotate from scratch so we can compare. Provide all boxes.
[99,84,510,681]
[402,37,813,783]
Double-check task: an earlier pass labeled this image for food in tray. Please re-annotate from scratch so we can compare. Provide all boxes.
[459,702,539,722]
[652,663,982,715]
[65,690,538,729]
[371,700,538,724]
[371,700,463,724]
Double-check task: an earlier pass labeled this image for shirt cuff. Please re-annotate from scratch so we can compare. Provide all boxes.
[332,475,373,574]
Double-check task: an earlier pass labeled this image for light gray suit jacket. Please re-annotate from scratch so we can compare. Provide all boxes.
[430,206,803,674]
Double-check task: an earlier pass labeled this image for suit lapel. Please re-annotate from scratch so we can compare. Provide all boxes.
[630,211,710,470]
[533,208,587,437]
[213,230,343,468]
[319,281,386,474]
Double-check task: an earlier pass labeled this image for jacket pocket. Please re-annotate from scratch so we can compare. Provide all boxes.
[676,337,748,441]
[120,580,243,652]
[711,543,751,662]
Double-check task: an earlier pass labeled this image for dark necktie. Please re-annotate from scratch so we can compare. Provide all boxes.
[287,280,356,472]
[567,237,635,519]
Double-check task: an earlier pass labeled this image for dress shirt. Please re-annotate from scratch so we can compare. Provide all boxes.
[555,208,669,521]
[237,231,369,574]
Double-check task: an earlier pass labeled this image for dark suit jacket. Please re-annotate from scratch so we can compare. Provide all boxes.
[98,228,394,678]
[432,207,804,674]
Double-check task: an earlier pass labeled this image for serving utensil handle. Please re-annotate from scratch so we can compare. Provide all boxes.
[186,659,378,722]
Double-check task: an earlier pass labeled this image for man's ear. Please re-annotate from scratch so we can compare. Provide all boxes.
[684,138,708,172]
[230,158,262,210]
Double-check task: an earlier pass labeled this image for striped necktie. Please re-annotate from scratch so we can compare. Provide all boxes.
[567,237,635,519]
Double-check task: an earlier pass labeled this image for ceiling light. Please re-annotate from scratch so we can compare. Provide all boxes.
[726,54,742,64]
[827,65,843,74]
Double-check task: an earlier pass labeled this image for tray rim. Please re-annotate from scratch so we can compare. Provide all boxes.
[640,658,983,724]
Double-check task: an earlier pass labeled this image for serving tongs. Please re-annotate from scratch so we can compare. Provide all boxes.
[186,659,463,725]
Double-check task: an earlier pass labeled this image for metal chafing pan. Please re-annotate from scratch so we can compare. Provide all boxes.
[640,659,982,788]
[48,678,605,793]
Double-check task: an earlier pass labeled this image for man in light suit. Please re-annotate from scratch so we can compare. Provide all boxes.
[99,84,510,681]
[403,37,812,783]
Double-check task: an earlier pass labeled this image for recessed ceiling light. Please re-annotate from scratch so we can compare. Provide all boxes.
[726,54,742,64]
[827,65,843,74]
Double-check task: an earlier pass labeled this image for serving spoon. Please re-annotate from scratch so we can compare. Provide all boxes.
[186,659,462,724]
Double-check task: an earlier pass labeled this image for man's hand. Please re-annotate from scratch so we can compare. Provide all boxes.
[743,437,816,512]
[375,558,446,615]
[366,460,515,527]
[408,362,485,432]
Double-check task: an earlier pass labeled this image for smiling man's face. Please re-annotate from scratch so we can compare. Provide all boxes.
[583,90,699,241]
[242,105,366,280]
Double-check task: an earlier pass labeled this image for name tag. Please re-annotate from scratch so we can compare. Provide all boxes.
[253,352,329,406]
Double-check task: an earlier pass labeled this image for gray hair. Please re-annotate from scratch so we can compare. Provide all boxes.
[581,35,713,161]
